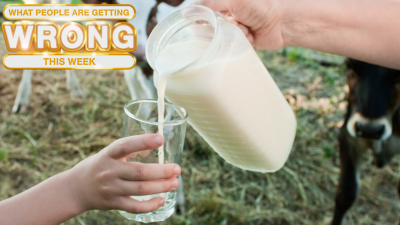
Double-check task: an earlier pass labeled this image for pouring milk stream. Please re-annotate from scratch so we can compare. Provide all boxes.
[156,41,209,164]
[150,5,296,172]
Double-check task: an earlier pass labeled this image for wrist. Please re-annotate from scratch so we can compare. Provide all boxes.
[279,0,334,48]
[61,168,90,214]
[279,0,308,47]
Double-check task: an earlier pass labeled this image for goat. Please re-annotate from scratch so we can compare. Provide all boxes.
[331,59,400,225]
[13,0,84,113]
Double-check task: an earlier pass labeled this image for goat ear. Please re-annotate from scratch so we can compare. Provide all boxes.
[158,0,185,7]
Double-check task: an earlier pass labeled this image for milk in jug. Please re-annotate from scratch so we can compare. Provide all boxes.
[147,5,297,172]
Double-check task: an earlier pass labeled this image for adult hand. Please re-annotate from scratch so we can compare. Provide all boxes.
[194,0,283,50]
[68,134,181,214]
[195,0,400,70]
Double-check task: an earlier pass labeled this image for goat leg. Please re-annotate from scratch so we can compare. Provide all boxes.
[175,176,186,215]
[13,70,32,113]
[331,129,361,225]
[66,70,84,98]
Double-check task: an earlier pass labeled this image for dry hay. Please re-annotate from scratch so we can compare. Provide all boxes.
[0,31,400,225]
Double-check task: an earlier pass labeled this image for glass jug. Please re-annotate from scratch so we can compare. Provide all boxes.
[146,5,296,172]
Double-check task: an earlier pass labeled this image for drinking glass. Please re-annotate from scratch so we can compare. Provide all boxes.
[119,99,188,223]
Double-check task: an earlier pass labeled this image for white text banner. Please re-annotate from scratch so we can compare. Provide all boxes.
[3,54,136,70]
[3,5,135,20]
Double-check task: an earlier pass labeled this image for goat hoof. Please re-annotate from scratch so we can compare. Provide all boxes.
[69,88,84,99]
[12,103,28,114]
[12,104,19,113]
[174,203,186,215]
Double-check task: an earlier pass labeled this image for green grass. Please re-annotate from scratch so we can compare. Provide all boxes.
[70,0,84,4]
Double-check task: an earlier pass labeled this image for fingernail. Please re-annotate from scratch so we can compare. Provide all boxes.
[158,198,165,207]
[153,135,162,145]
[174,166,181,176]
[171,178,179,189]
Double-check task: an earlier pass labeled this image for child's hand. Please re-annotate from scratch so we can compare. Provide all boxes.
[67,134,181,214]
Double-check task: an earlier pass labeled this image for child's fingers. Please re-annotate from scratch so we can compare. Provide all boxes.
[118,162,181,181]
[117,178,179,196]
[137,149,153,158]
[123,149,153,161]
[125,152,139,161]
[107,134,164,159]
[118,196,165,214]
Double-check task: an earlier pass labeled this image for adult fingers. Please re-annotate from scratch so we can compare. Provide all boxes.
[116,178,179,196]
[194,0,236,12]
[223,17,253,43]
[246,33,255,44]
[118,162,181,181]
[107,134,164,159]
[118,196,166,214]
[237,24,250,36]
[224,15,239,26]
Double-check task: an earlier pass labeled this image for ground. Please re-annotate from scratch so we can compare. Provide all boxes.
[1,23,400,225]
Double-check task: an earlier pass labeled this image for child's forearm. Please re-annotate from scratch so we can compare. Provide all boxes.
[0,170,85,225]
[281,0,400,69]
